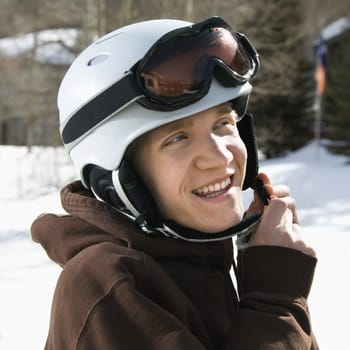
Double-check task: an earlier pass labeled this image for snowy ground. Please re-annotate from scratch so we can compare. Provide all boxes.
[1,142,349,349]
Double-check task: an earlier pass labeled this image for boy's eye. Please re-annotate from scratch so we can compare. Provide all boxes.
[214,118,235,131]
[216,120,230,127]
[163,133,187,146]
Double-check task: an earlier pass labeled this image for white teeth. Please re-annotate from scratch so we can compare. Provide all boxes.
[193,177,231,196]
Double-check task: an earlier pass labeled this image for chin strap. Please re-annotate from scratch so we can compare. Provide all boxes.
[88,159,263,244]
[135,212,261,243]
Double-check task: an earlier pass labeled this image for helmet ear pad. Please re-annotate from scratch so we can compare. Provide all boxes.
[87,162,160,226]
[237,113,259,190]
[114,159,160,225]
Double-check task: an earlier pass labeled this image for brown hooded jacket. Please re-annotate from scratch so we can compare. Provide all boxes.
[31,181,318,349]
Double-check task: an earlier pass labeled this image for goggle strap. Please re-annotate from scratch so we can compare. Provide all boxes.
[236,32,259,64]
[61,72,143,145]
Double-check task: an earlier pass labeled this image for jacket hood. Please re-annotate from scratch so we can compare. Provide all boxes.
[31,181,233,270]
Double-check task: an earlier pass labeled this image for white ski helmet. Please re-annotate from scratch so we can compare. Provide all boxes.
[58,17,258,188]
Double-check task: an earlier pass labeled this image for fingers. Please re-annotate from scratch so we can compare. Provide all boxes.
[244,173,315,256]
[272,184,290,198]
[245,172,292,217]
[250,198,288,246]
[257,173,292,201]
[249,197,315,257]
[277,195,299,224]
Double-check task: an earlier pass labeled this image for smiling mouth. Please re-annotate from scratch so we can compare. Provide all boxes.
[192,177,232,198]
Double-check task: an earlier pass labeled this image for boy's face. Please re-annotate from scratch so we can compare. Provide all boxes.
[132,103,247,233]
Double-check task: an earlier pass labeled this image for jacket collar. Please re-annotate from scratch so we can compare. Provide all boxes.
[32,181,234,271]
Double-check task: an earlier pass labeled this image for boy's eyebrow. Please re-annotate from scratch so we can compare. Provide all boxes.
[217,103,234,115]
[159,103,234,135]
[161,118,194,134]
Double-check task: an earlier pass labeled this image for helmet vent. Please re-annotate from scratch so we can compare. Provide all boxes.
[94,31,124,45]
[87,53,110,66]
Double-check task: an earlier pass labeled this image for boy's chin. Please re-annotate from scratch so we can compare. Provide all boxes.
[192,215,244,234]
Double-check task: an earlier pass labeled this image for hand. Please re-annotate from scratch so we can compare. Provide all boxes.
[246,173,316,257]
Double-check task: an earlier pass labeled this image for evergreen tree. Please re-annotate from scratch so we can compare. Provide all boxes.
[236,0,315,158]
[323,30,350,157]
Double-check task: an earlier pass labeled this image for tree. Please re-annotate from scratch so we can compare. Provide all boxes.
[0,0,349,155]
[0,0,82,146]
[323,30,350,156]
[230,0,315,158]
[84,0,107,44]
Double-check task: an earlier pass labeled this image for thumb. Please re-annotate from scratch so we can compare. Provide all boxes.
[249,198,290,246]
[255,172,276,200]
[245,173,275,216]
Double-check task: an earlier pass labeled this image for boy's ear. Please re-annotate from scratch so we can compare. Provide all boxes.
[237,113,259,190]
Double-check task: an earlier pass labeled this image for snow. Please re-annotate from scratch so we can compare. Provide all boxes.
[0,28,79,65]
[1,141,349,349]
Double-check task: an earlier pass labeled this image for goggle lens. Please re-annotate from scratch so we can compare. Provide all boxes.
[137,22,256,100]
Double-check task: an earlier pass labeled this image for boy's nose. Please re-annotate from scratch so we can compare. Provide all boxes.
[194,135,233,170]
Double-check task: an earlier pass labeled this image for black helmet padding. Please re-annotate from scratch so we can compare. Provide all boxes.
[237,113,259,190]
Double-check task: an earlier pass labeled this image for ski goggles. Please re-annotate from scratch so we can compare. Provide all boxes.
[135,16,259,110]
[61,17,259,145]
